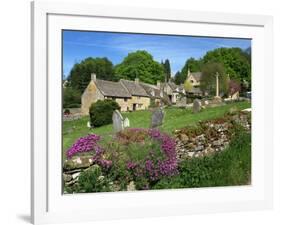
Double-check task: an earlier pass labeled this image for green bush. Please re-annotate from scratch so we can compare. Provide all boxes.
[89,99,120,127]
[64,109,70,114]
[77,165,111,193]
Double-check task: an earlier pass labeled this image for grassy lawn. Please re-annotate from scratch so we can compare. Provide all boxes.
[63,101,250,159]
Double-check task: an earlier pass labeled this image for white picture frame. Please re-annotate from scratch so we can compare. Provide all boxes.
[31,1,274,224]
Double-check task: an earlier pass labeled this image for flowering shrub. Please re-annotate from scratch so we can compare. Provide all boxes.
[66,134,102,159]
[66,128,178,190]
[116,128,178,183]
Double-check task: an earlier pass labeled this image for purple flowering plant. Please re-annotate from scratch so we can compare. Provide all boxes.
[66,128,178,190]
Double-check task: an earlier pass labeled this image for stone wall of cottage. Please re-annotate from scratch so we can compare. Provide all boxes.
[127,96,150,111]
[115,98,130,111]
[187,75,200,87]
[81,81,104,115]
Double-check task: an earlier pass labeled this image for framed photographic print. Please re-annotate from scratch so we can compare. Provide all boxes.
[31,1,273,224]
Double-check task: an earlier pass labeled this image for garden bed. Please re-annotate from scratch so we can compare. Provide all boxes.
[63,111,251,193]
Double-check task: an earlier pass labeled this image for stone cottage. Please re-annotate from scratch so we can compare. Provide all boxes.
[81,73,191,115]
[81,74,162,115]
[162,81,186,104]
[186,69,202,88]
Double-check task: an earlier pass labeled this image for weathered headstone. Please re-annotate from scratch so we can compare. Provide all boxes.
[112,110,124,133]
[151,107,164,128]
[193,99,202,113]
[124,117,130,128]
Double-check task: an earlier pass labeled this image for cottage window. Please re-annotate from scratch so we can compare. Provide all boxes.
[124,98,128,102]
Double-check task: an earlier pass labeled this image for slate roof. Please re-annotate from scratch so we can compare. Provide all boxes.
[190,72,202,82]
[120,79,149,97]
[95,79,131,98]
[167,82,178,91]
[139,82,162,99]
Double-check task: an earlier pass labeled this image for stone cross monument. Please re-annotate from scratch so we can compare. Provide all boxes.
[215,72,219,97]
[213,72,222,103]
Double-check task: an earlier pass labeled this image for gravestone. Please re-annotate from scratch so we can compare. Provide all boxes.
[124,117,130,128]
[151,107,164,128]
[112,110,124,133]
[193,99,202,113]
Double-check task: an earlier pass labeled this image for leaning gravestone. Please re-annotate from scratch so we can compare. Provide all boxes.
[112,110,124,133]
[124,117,130,128]
[193,99,202,113]
[151,107,164,128]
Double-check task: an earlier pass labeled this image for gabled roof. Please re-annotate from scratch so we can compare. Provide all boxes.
[139,82,162,99]
[167,82,178,91]
[189,72,202,82]
[120,79,149,97]
[95,79,131,98]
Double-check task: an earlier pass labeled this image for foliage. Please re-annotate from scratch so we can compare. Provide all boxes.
[203,47,251,85]
[152,128,251,189]
[101,128,178,188]
[183,79,193,92]
[162,59,171,81]
[176,48,251,87]
[228,80,241,97]
[64,109,70,115]
[68,57,116,94]
[77,165,111,193]
[115,50,165,85]
[63,86,81,108]
[89,99,120,127]
[174,71,182,85]
[200,62,229,95]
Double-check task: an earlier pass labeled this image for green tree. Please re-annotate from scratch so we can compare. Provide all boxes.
[203,48,251,84]
[68,57,116,94]
[183,79,193,92]
[183,57,203,73]
[162,59,171,81]
[115,50,165,84]
[63,86,81,108]
[200,62,229,96]
[174,71,182,85]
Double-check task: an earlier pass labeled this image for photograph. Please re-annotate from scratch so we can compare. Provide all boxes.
[62,30,252,194]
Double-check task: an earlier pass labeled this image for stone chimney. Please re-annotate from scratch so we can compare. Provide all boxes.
[91,73,96,81]
[157,81,161,89]
[135,77,139,84]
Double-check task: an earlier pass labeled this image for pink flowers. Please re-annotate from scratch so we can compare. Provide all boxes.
[66,134,101,159]
[124,128,178,181]
[66,128,178,185]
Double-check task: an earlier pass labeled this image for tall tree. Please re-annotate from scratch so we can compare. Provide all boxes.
[200,62,229,96]
[174,71,182,85]
[163,59,171,81]
[68,57,116,94]
[115,50,165,84]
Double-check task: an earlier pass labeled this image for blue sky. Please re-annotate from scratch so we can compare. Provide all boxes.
[63,30,251,78]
